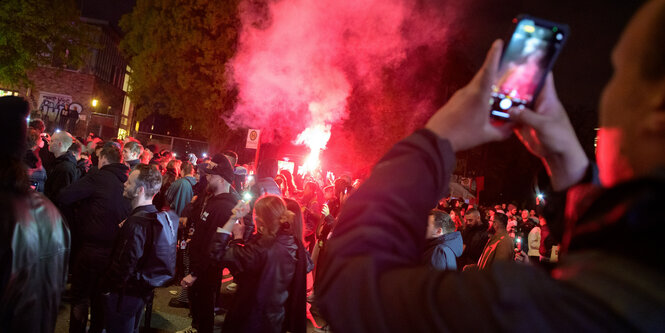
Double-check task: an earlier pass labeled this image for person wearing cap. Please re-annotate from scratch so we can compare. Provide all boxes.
[180,158,238,333]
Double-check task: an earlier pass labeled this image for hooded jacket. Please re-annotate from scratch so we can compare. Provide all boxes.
[44,151,80,201]
[57,163,131,249]
[422,231,463,270]
[166,175,196,216]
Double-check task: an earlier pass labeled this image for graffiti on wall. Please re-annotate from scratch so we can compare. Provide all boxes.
[37,92,84,132]
[38,92,73,123]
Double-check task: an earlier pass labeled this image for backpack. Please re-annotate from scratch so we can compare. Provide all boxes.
[138,210,179,289]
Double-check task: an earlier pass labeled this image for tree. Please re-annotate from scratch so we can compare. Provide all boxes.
[119,0,240,145]
[0,0,94,88]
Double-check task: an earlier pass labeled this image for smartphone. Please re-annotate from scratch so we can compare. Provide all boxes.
[490,15,569,120]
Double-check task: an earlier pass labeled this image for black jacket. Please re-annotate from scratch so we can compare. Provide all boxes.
[57,163,131,249]
[188,192,237,280]
[221,231,305,333]
[103,205,178,297]
[44,151,80,201]
[316,129,664,332]
[38,140,55,171]
[458,224,489,267]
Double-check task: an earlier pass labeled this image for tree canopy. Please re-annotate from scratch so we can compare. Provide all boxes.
[0,0,94,88]
[120,0,241,143]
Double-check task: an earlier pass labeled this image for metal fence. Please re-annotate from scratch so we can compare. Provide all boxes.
[133,131,209,158]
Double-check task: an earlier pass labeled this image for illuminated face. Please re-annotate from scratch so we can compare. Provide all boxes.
[598,0,665,185]
[521,210,529,220]
[206,173,225,192]
[122,147,136,161]
[48,136,61,153]
[538,216,547,226]
[425,215,441,239]
[123,170,140,199]
[464,212,480,227]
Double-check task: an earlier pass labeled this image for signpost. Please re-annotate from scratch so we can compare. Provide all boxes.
[246,129,261,173]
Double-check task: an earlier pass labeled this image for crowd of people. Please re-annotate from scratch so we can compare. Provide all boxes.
[2,0,665,331]
[3,93,552,333]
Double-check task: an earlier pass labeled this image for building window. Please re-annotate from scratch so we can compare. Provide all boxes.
[0,89,19,97]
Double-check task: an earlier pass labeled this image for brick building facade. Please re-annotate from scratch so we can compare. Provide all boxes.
[8,18,134,140]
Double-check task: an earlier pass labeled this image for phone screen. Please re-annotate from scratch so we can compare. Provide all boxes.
[490,17,568,120]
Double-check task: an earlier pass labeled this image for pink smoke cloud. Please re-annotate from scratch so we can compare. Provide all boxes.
[227,0,466,171]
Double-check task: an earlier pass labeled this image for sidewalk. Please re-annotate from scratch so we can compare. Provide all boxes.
[54,273,329,332]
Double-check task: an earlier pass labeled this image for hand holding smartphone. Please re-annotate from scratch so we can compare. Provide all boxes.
[490,15,569,121]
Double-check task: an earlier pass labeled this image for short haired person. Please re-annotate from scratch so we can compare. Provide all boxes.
[316,1,665,331]
[422,209,463,270]
[458,208,489,267]
[44,130,80,201]
[100,164,178,332]
[180,158,238,333]
[69,140,92,177]
[122,141,144,169]
[474,213,514,270]
[0,96,69,332]
[166,161,197,216]
[58,143,131,333]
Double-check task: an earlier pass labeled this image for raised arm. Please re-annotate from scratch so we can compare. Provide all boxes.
[315,40,521,332]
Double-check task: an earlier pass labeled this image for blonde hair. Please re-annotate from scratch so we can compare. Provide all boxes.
[254,195,295,239]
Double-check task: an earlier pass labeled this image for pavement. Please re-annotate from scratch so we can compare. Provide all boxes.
[54,273,329,332]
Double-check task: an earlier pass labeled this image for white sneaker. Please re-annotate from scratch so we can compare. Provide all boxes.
[175,326,198,333]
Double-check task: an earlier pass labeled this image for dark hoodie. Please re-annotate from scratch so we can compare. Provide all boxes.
[57,163,131,249]
[44,151,80,201]
[422,231,463,270]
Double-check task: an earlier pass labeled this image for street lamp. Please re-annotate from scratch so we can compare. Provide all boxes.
[91,99,98,107]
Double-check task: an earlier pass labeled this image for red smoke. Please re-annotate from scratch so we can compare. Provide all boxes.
[227,0,467,174]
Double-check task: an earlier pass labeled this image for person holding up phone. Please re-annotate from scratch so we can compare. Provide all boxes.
[316,1,665,331]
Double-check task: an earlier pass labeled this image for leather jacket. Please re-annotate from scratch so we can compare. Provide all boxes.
[102,205,178,297]
[221,231,300,333]
[0,192,70,332]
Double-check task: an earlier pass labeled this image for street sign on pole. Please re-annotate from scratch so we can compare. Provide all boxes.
[246,129,260,149]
